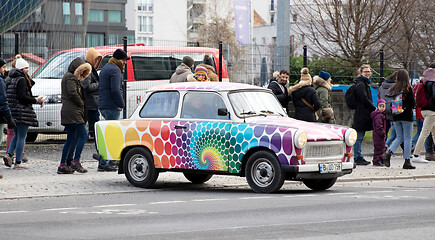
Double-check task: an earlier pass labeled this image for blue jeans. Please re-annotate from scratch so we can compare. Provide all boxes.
[388,121,413,159]
[61,124,88,164]
[386,121,397,147]
[7,124,29,163]
[87,109,100,138]
[353,131,365,159]
[99,108,121,121]
[98,108,120,166]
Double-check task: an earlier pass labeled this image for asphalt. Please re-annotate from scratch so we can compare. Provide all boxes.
[1,142,435,199]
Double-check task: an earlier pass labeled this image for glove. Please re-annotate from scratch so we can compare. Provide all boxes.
[7,117,16,129]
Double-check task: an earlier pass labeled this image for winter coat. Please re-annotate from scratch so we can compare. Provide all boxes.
[371,109,386,141]
[0,74,12,121]
[197,64,219,82]
[98,62,125,109]
[5,69,38,127]
[378,77,396,121]
[61,58,92,125]
[352,75,376,131]
[421,68,435,111]
[313,76,334,123]
[268,81,289,110]
[288,80,321,122]
[170,63,192,83]
[81,56,100,111]
[391,86,415,122]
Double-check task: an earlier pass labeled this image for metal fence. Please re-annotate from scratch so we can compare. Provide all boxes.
[0,35,427,142]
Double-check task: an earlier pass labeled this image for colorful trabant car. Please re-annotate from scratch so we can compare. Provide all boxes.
[94,82,356,193]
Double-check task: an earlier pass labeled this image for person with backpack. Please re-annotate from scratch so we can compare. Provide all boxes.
[410,66,435,163]
[351,64,376,165]
[383,69,416,169]
[378,72,397,141]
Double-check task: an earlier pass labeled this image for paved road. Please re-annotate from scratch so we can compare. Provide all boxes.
[1,179,434,240]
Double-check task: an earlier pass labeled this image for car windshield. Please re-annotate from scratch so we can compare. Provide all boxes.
[32,51,86,79]
[228,90,286,117]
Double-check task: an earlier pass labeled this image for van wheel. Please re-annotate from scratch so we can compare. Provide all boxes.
[183,172,213,184]
[245,151,284,193]
[123,147,159,188]
[26,133,38,143]
[303,178,337,191]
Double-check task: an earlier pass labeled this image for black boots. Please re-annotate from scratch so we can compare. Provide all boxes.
[403,159,416,169]
[382,150,392,167]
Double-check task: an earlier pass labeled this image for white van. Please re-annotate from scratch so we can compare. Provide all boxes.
[28,45,229,141]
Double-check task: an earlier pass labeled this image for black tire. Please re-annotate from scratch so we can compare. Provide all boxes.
[245,151,285,193]
[303,178,337,191]
[183,172,213,184]
[26,132,38,143]
[123,147,159,188]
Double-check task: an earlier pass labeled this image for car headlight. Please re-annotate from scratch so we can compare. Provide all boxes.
[294,130,307,149]
[345,128,357,146]
[45,94,62,103]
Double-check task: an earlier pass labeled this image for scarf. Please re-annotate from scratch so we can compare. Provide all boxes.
[108,57,125,73]
[361,75,372,84]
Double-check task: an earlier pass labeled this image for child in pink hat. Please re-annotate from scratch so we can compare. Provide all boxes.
[371,99,387,166]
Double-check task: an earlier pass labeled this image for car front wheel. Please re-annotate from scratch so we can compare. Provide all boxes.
[123,147,159,188]
[303,178,337,191]
[245,151,285,193]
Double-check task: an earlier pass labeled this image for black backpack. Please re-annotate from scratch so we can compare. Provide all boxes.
[345,84,357,109]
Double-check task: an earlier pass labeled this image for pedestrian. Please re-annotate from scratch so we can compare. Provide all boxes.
[5,55,29,164]
[187,66,210,82]
[380,72,398,149]
[371,99,387,166]
[383,69,415,169]
[0,59,16,178]
[410,65,435,163]
[170,56,194,83]
[58,58,92,174]
[313,71,335,123]
[4,58,45,169]
[81,48,102,139]
[98,48,129,171]
[352,64,376,166]
[288,67,321,122]
[267,69,290,114]
[198,55,219,82]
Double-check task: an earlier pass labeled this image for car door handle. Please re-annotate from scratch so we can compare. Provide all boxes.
[174,125,187,129]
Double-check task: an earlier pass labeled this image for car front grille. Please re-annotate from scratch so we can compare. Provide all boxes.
[303,141,345,162]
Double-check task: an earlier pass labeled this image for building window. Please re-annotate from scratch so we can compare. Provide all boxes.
[109,34,120,45]
[35,7,42,22]
[63,2,71,24]
[75,34,83,47]
[108,10,122,23]
[138,0,154,12]
[75,3,83,25]
[86,33,105,47]
[127,35,135,44]
[138,16,153,33]
[89,9,104,22]
[137,37,153,46]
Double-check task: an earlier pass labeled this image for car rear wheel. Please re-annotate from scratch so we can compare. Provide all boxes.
[183,172,213,184]
[26,132,38,143]
[245,151,284,193]
[303,178,337,191]
[123,147,159,188]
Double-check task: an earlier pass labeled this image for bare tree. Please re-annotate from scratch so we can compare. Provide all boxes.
[294,0,416,72]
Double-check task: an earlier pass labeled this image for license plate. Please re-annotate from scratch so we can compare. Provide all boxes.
[319,163,342,174]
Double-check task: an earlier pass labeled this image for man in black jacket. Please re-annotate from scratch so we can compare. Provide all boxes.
[268,70,290,115]
[352,64,376,165]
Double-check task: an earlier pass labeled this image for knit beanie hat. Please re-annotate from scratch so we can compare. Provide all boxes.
[377,99,386,106]
[194,66,208,75]
[15,58,29,70]
[319,71,331,81]
[182,56,194,68]
[113,49,130,60]
[300,67,312,82]
[0,59,5,67]
[423,68,435,81]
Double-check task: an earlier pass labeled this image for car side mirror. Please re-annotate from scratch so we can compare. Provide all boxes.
[218,108,229,116]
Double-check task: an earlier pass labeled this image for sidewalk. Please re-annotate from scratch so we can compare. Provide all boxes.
[1,143,435,199]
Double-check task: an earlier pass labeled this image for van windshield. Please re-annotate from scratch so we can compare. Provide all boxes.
[32,51,86,79]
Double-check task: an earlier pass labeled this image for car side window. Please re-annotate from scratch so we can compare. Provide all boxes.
[181,92,227,120]
[140,91,179,118]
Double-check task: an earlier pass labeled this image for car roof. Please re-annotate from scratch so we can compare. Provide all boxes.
[54,45,220,56]
[147,82,266,92]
